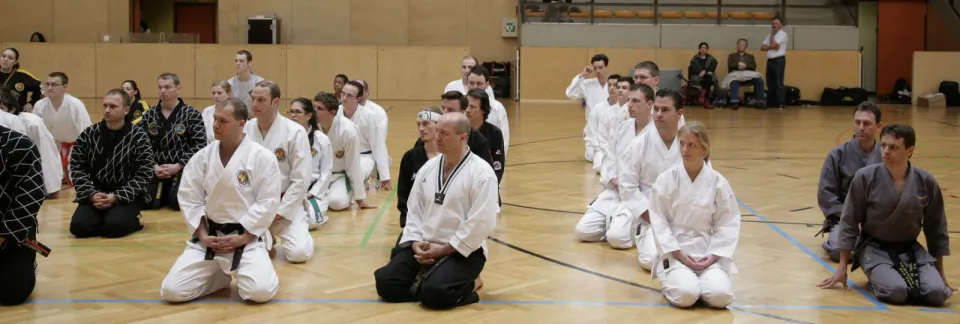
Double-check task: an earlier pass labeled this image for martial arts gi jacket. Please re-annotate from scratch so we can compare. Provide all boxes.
[486,98,510,155]
[139,99,206,168]
[397,145,430,227]
[0,110,25,134]
[32,93,92,144]
[201,105,216,144]
[566,74,608,157]
[306,129,333,223]
[0,125,45,246]
[588,101,617,171]
[618,128,683,221]
[178,136,282,249]
[70,122,155,205]
[599,119,651,186]
[476,122,506,182]
[414,129,493,168]
[444,80,496,99]
[324,115,367,201]
[400,151,500,258]
[243,115,312,222]
[0,68,42,108]
[129,98,151,125]
[648,162,741,277]
[18,112,62,194]
[818,137,882,226]
[338,105,390,181]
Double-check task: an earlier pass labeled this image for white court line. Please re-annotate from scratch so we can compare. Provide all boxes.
[486,279,551,295]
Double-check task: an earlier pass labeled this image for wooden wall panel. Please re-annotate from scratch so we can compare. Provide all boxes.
[217,0,241,45]
[912,52,960,104]
[783,51,861,100]
[194,45,287,99]
[590,48,658,78]
[107,0,130,38]
[519,47,588,100]
[2,43,98,99]
[408,0,467,46]
[95,44,197,99]
[377,46,467,100]
[290,0,351,45]
[54,0,111,43]
[285,46,379,100]
[466,0,518,63]
[0,0,55,42]
[350,0,409,46]
[237,0,293,44]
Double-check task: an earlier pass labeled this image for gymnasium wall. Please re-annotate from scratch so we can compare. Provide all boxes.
[877,0,925,95]
[926,0,960,52]
[0,0,129,43]
[518,47,860,101]
[6,42,469,120]
[911,52,960,105]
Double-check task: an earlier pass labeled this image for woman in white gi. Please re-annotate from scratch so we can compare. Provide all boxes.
[649,121,740,308]
[201,80,232,144]
[0,87,61,198]
[287,98,332,230]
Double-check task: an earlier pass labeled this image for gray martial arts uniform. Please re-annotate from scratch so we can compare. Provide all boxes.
[817,137,882,261]
[837,163,952,306]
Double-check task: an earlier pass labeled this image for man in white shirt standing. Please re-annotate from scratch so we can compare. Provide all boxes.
[228,50,265,117]
[761,16,788,109]
[444,56,495,99]
[32,72,92,188]
[566,54,610,162]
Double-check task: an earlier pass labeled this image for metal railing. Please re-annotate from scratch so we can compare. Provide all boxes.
[97,32,199,44]
[521,0,858,26]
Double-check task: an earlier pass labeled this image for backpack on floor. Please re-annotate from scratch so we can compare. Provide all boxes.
[785,86,801,105]
[939,81,960,106]
[821,87,867,106]
[482,61,512,98]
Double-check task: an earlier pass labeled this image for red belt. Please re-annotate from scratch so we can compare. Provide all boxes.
[60,142,76,187]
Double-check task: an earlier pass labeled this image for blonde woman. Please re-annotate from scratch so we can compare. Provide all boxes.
[201,81,232,143]
[648,121,740,308]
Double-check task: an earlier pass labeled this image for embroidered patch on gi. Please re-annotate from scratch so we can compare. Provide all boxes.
[335,150,345,159]
[133,110,143,119]
[311,147,318,158]
[275,148,287,162]
[495,149,502,155]
[493,161,502,171]
[148,122,159,135]
[174,123,186,135]
[236,170,251,186]
[14,83,24,92]
[917,190,929,206]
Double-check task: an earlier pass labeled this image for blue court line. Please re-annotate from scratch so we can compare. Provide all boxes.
[24,298,891,311]
[918,308,958,313]
[736,198,890,311]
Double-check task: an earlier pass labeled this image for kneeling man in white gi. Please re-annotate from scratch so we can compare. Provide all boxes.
[649,122,740,308]
[374,112,498,309]
[160,98,282,303]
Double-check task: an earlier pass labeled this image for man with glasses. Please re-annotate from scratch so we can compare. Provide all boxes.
[32,72,93,188]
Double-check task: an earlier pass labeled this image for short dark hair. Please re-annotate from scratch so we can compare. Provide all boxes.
[237,50,253,62]
[591,54,609,67]
[466,88,491,120]
[737,38,749,46]
[632,83,655,102]
[656,89,684,111]
[469,66,490,82]
[344,80,364,98]
[881,124,916,150]
[607,74,621,82]
[773,16,783,24]
[854,102,882,124]
[105,88,131,108]
[335,74,348,82]
[634,61,660,77]
[158,72,180,86]
[618,76,635,86]
[218,98,249,121]
[698,42,709,50]
[255,80,282,100]
[441,91,468,111]
[0,86,21,114]
[48,72,69,85]
[313,91,341,114]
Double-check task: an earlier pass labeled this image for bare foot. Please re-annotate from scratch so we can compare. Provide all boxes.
[474,276,484,292]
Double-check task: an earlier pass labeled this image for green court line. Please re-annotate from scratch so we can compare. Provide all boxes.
[359,185,398,247]
[48,244,393,249]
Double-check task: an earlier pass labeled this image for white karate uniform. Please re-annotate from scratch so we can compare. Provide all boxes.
[363,100,389,131]
[618,128,683,270]
[444,80,496,99]
[201,105,216,144]
[0,110,25,134]
[32,94,91,144]
[587,101,616,172]
[574,120,653,248]
[400,151,500,258]
[338,105,390,184]
[486,98,510,155]
[649,162,740,308]
[19,113,63,195]
[323,115,366,210]
[160,137,282,303]
[244,115,315,263]
[565,75,608,161]
[596,104,631,181]
[305,129,333,227]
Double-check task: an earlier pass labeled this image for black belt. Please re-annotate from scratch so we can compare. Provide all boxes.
[852,233,923,302]
[189,219,256,271]
[361,151,372,155]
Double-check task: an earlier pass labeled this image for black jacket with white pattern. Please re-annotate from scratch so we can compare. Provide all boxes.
[0,126,45,244]
[70,122,155,205]
[139,99,206,167]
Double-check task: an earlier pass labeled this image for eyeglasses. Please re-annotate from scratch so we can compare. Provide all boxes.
[287,110,305,116]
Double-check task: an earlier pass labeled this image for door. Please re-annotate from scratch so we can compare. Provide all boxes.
[859,2,878,93]
[175,3,216,43]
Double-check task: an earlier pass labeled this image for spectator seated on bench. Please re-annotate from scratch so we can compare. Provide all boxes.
[724,38,765,109]
[688,42,719,109]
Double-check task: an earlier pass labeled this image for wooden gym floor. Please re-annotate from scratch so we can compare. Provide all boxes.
[7,100,960,324]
